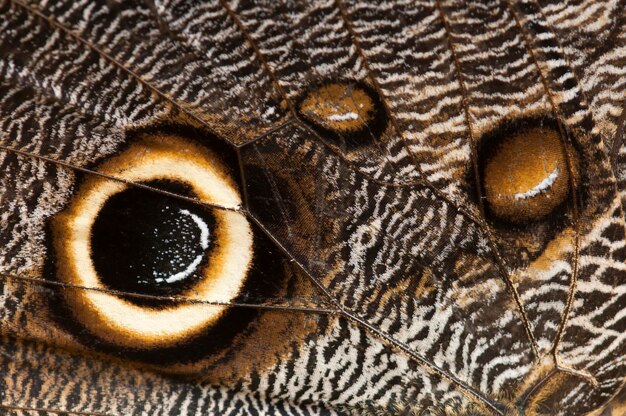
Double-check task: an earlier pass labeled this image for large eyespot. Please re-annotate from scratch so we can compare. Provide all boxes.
[297,81,387,147]
[479,124,577,224]
[51,134,253,350]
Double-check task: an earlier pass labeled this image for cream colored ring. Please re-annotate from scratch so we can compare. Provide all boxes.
[53,135,253,349]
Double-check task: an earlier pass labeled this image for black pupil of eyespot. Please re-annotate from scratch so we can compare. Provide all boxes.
[90,180,216,303]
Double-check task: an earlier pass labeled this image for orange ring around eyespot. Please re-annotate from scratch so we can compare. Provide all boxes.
[52,135,253,350]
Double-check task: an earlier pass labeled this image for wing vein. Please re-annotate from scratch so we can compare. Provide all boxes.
[0,144,242,213]
[507,0,582,362]
[218,0,297,117]
[0,402,108,416]
[0,272,338,314]
[435,0,540,359]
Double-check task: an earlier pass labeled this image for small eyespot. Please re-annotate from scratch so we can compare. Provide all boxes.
[480,125,576,223]
[51,134,253,350]
[298,81,386,146]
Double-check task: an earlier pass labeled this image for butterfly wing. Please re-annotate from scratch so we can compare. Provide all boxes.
[0,0,624,415]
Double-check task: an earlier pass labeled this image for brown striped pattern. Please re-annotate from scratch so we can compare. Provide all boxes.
[0,0,624,415]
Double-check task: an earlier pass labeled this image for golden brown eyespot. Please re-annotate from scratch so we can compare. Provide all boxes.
[51,134,253,350]
[481,126,575,223]
[298,81,386,146]
[300,83,376,133]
